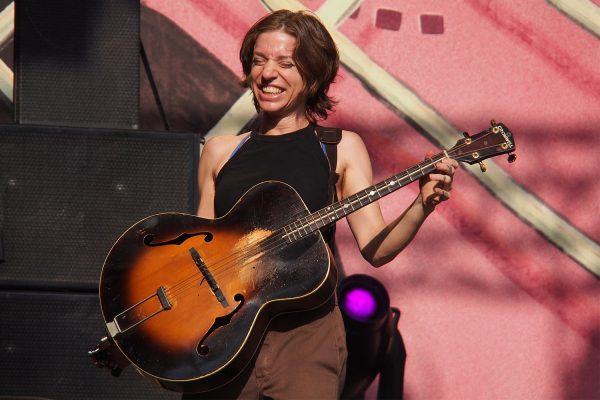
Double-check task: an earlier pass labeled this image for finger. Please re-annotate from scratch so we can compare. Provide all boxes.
[445,162,457,175]
[444,159,458,171]
[435,187,451,200]
[435,161,455,176]
[429,173,447,181]
[430,173,452,185]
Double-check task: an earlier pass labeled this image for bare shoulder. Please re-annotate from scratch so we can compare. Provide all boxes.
[338,129,367,151]
[203,132,250,157]
[337,130,370,169]
[201,132,251,176]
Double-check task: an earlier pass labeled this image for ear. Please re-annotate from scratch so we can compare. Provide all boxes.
[239,75,251,89]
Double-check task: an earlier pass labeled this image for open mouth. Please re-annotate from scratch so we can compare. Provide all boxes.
[260,85,284,95]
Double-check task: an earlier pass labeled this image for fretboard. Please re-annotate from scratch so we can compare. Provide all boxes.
[282,151,448,243]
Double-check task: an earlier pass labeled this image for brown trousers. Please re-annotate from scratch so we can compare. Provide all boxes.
[183,301,347,399]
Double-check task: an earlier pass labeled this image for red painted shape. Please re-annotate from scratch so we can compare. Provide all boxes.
[375,8,402,31]
[420,14,444,34]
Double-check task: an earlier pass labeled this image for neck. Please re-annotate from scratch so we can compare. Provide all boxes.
[258,111,310,136]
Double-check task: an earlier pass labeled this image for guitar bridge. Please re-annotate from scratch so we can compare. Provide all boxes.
[189,247,229,308]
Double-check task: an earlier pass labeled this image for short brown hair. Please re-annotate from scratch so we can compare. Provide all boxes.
[240,10,339,122]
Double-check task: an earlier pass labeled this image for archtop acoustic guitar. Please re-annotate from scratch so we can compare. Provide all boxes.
[91,121,516,392]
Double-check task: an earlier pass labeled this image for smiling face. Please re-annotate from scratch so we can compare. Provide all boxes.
[250,30,307,122]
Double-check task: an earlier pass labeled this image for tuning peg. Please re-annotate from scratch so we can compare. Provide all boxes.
[462,131,470,138]
[478,161,487,172]
[508,153,517,163]
[490,119,496,126]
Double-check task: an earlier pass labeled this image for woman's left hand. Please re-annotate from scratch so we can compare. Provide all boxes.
[419,151,459,213]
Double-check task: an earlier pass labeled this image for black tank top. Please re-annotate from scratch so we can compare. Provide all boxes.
[214,124,330,218]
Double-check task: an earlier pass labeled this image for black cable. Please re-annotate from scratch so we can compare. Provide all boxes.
[140,39,171,131]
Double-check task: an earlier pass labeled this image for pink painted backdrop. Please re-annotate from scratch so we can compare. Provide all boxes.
[141,1,600,398]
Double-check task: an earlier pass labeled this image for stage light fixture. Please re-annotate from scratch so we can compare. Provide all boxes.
[338,274,406,400]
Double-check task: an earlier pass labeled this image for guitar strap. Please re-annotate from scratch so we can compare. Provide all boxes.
[315,126,342,242]
[315,126,341,203]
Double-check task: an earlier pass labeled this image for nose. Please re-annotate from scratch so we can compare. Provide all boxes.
[261,60,278,80]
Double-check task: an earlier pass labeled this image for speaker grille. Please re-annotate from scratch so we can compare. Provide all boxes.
[0,124,198,289]
[0,290,180,399]
[15,0,139,128]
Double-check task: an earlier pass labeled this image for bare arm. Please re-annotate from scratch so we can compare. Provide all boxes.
[338,131,457,267]
[196,134,249,218]
[196,138,218,218]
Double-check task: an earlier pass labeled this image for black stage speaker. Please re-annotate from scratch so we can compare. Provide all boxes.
[14,0,140,129]
[0,289,180,399]
[0,124,199,290]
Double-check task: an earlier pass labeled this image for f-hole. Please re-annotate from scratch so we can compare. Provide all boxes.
[143,231,213,247]
[198,293,245,357]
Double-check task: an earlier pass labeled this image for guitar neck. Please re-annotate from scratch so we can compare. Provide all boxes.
[282,151,448,242]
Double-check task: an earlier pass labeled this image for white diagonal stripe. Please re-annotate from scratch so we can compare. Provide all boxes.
[547,0,600,39]
[204,89,255,140]
[0,2,13,102]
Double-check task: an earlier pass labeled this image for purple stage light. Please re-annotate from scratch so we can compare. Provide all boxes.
[342,287,378,322]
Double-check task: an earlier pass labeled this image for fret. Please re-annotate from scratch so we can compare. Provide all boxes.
[292,220,302,238]
[283,226,291,242]
[406,167,416,180]
[321,212,330,228]
[320,209,330,228]
[320,209,330,225]
[313,210,325,229]
[398,173,408,185]
[326,206,335,223]
[402,169,412,181]
[287,224,298,242]
[343,201,352,213]
[307,216,318,232]
[385,179,394,193]
[332,204,340,219]
[300,220,309,235]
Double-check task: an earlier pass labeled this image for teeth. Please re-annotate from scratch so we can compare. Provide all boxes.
[262,86,283,94]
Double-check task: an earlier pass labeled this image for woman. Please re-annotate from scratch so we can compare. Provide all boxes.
[192,9,457,399]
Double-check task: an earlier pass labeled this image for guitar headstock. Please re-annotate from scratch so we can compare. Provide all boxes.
[448,121,516,169]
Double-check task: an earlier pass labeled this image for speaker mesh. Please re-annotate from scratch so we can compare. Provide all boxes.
[0,124,198,289]
[0,290,180,399]
[15,0,139,128]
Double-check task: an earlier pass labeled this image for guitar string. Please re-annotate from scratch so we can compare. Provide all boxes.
[162,139,505,301]
[161,156,442,299]
[162,207,310,297]
[159,138,506,301]
[162,139,506,301]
